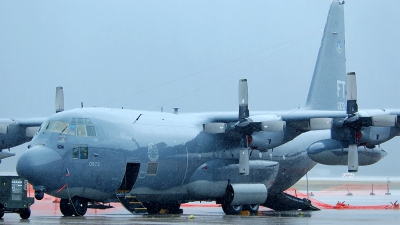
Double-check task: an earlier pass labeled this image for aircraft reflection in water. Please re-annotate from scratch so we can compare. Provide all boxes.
[14,0,399,216]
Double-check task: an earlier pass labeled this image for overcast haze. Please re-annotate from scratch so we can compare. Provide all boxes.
[0,1,399,177]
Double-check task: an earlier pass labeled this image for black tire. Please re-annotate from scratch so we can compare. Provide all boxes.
[60,199,74,216]
[72,196,88,216]
[143,202,161,214]
[222,203,243,215]
[243,204,259,213]
[0,211,4,219]
[35,191,44,200]
[19,208,31,219]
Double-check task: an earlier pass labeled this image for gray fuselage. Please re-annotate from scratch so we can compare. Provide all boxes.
[17,107,322,204]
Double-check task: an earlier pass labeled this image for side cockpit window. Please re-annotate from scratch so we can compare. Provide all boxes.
[41,118,97,137]
[72,145,88,159]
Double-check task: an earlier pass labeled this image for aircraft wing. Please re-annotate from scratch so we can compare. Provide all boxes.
[0,117,46,150]
[195,106,400,152]
[0,151,15,160]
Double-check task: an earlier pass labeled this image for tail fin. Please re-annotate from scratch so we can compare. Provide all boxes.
[305,0,346,111]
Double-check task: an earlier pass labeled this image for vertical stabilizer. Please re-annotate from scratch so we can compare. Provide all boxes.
[305,0,346,111]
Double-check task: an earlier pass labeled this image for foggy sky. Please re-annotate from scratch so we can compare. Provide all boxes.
[0,0,399,177]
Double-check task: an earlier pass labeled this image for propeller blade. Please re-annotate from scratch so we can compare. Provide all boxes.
[239,148,249,175]
[238,79,249,120]
[239,135,250,175]
[348,144,358,172]
[55,86,64,113]
[346,72,358,115]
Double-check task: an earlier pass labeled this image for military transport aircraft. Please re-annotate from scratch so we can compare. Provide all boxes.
[10,0,400,216]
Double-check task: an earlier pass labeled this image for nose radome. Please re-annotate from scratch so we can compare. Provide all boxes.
[16,146,64,189]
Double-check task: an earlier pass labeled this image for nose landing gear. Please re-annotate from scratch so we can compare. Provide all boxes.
[34,191,44,200]
[60,196,88,216]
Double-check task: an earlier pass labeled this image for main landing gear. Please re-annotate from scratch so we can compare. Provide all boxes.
[60,196,88,216]
[221,203,260,215]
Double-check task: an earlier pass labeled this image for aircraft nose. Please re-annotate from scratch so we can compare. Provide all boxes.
[16,146,64,189]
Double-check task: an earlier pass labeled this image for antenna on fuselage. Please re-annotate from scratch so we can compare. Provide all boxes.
[81,102,84,108]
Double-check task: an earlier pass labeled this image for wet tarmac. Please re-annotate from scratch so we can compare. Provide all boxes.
[1,181,399,225]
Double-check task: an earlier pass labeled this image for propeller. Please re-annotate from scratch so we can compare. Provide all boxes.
[238,79,250,175]
[55,86,64,113]
[345,72,359,172]
[203,79,332,175]
[336,72,397,173]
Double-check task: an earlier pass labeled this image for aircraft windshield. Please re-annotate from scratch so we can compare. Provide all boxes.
[40,118,97,137]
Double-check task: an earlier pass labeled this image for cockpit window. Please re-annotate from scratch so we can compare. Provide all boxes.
[68,124,76,136]
[39,122,48,133]
[84,118,92,124]
[40,118,97,137]
[54,122,69,134]
[45,121,57,132]
[86,125,96,136]
[77,118,84,125]
[77,124,87,137]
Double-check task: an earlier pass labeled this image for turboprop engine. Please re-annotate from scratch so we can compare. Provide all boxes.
[307,139,387,166]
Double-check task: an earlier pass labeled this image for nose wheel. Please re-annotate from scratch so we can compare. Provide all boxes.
[35,191,44,200]
[60,197,88,216]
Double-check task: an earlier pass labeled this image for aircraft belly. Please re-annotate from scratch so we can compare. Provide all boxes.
[49,187,117,202]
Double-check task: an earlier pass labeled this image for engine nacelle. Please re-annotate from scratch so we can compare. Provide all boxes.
[248,131,285,151]
[307,139,387,166]
[358,126,393,146]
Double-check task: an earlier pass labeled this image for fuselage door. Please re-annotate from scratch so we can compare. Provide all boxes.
[117,162,140,193]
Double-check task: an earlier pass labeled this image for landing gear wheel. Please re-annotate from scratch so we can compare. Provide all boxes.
[162,203,181,214]
[222,203,243,215]
[60,199,74,216]
[19,208,31,219]
[243,204,259,213]
[71,196,88,216]
[35,191,44,200]
[143,202,161,214]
